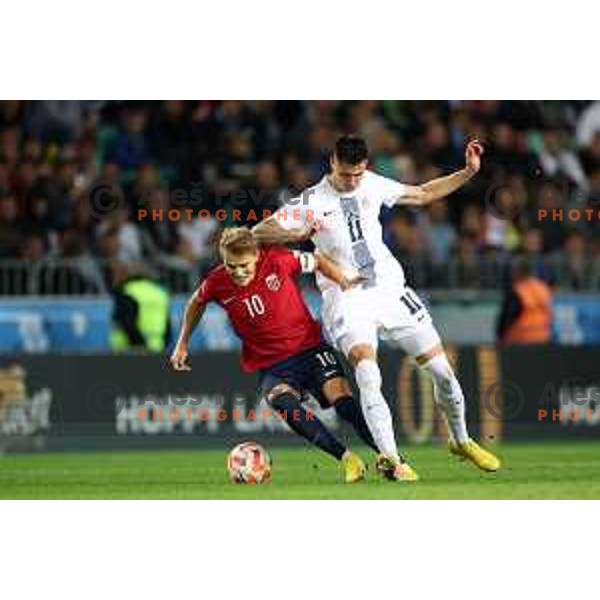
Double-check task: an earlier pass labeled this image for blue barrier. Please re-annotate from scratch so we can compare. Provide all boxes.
[0,299,111,352]
[1,292,598,352]
[553,294,600,345]
[0,292,321,353]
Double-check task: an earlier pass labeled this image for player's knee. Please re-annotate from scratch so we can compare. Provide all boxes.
[420,353,456,389]
[347,343,376,367]
[354,359,382,391]
[321,376,352,405]
[415,342,444,366]
[267,388,303,422]
[265,384,301,406]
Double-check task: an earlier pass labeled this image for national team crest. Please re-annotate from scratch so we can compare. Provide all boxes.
[265,273,281,291]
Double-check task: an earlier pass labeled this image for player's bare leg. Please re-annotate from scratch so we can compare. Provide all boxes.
[347,344,419,481]
[415,343,501,472]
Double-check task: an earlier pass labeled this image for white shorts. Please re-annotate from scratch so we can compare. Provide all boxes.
[322,284,441,358]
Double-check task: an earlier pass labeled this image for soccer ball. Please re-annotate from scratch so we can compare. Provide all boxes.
[227,441,272,484]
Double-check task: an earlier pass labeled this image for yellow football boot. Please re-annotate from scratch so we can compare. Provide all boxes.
[375,455,420,482]
[449,439,501,472]
[342,452,367,483]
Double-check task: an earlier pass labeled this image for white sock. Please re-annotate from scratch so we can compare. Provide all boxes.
[421,353,469,443]
[354,359,399,460]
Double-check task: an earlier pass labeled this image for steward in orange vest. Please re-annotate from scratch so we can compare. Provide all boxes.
[497,260,553,344]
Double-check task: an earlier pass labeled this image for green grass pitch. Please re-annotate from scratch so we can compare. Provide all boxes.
[1,441,599,499]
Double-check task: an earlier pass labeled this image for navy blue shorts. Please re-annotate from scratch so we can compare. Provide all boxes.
[258,342,347,408]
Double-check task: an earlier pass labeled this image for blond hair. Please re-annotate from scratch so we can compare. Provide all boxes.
[218,227,259,258]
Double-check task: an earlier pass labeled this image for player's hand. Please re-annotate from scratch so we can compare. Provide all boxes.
[340,275,366,291]
[465,139,484,175]
[170,345,191,372]
[289,220,320,243]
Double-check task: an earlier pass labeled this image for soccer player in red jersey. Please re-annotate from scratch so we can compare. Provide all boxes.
[170,227,380,482]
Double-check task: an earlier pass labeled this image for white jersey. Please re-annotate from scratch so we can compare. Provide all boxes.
[274,170,407,294]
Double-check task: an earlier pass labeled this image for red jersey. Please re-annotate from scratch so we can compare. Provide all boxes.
[196,247,322,372]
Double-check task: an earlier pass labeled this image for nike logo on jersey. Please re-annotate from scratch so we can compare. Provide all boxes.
[323,210,335,216]
[223,297,236,305]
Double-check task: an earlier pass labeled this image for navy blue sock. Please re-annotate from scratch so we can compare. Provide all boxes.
[271,392,347,460]
[334,395,379,453]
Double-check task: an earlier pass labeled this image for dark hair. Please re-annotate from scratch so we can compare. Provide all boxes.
[334,135,369,165]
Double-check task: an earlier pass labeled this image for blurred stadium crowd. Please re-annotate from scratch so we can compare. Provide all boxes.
[1,100,600,295]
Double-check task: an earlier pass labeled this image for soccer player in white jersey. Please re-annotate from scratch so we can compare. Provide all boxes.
[253,134,500,481]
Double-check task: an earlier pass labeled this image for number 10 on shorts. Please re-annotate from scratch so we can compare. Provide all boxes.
[316,351,337,368]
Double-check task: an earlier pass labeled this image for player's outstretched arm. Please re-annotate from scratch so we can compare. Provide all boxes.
[252,217,318,246]
[170,290,206,372]
[398,140,483,207]
[314,252,364,291]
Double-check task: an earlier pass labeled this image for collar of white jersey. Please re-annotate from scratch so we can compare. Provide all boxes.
[323,171,370,197]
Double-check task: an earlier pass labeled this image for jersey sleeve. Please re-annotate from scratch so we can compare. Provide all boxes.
[268,247,303,278]
[195,275,216,305]
[271,197,312,230]
[368,171,406,208]
[292,251,317,274]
